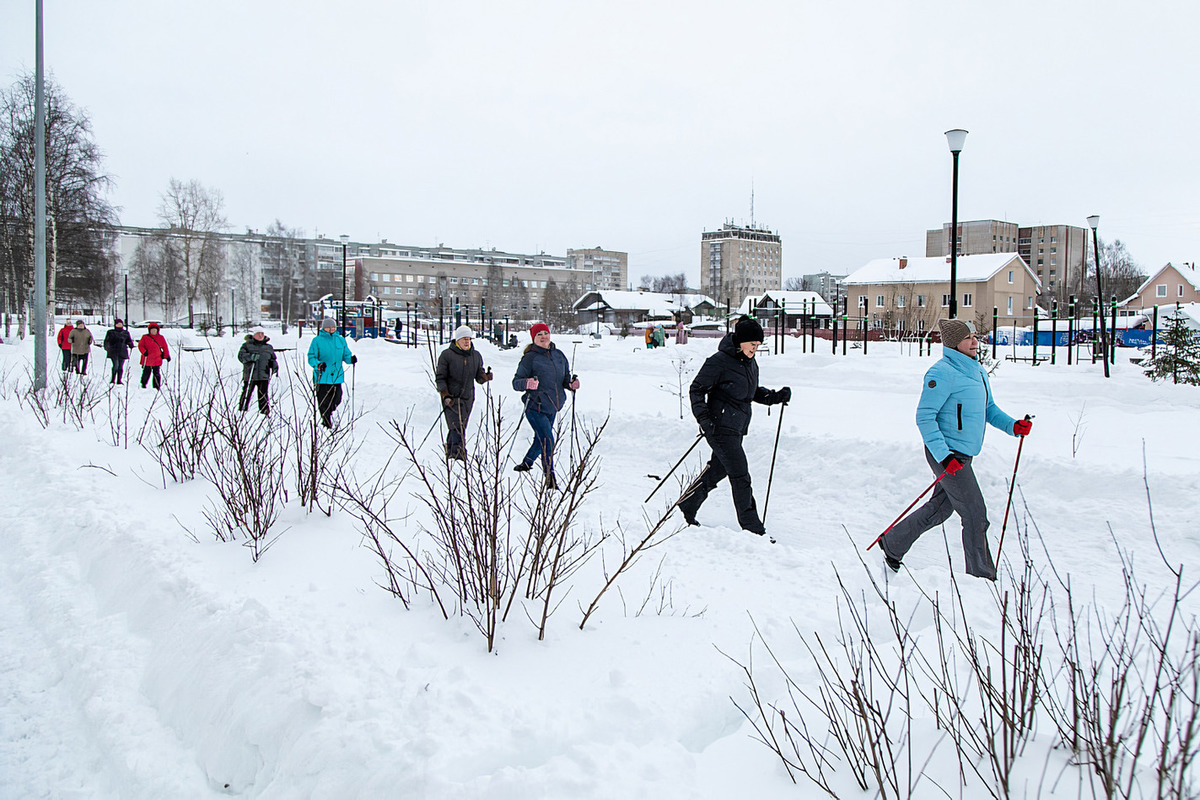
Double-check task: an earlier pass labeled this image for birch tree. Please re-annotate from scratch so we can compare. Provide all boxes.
[156,178,227,327]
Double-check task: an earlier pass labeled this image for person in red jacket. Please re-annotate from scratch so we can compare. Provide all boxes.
[137,323,171,390]
[56,321,74,372]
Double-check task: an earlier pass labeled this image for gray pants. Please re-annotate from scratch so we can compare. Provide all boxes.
[881,448,996,579]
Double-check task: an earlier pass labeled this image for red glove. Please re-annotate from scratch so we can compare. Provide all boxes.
[1013,418,1032,436]
[525,377,539,390]
[943,457,963,476]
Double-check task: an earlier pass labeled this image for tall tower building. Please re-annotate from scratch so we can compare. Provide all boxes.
[700,222,782,309]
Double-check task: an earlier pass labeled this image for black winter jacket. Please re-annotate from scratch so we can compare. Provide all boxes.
[689,334,772,436]
[238,335,279,382]
[435,342,488,403]
[103,327,135,360]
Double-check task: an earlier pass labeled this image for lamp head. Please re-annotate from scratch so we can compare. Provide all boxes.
[945,128,968,154]
[1087,215,1100,231]
[339,234,349,245]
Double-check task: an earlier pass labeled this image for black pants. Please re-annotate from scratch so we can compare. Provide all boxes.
[442,397,474,458]
[141,365,162,389]
[109,357,127,384]
[70,353,89,375]
[678,432,764,535]
[60,349,71,371]
[315,383,343,428]
[240,379,271,414]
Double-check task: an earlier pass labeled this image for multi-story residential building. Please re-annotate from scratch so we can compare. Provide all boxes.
[566,247,628,291]
[843,253,1041,333]
[926,219,1088,303]
[700,222,782,309]
[799,271,847,305]
[113,226,615,325]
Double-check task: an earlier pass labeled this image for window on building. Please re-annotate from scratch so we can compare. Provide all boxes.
[408,288,415,295]
[963,293,973,308]
[876,295,885,308]
[370,273,378,281]
[1157,284,1168,297]
[1007,296,1013,315]
[407,274,415,282]
[502,279,509,287]
[1027,296,1034,309]
[917,295,926,307]
[449,277,457,284]
[1008,270,1014,284]
[896,295,906,308]
[942,294,951,307]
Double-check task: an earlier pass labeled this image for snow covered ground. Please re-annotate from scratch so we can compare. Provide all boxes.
[1,328,1197,798]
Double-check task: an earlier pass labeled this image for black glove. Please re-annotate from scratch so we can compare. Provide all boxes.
[776,386,791,405]
[482,369,494,382]
[350,355,358,365]
[163,356,170,362]
[317,362,327,375]
[698,418,716,439]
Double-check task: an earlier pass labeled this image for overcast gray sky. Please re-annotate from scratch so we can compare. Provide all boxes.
[3,0,1198,284]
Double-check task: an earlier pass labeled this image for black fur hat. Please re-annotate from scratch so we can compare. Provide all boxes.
[732,315,764,345]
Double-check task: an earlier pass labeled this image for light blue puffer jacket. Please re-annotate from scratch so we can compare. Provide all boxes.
[307,329,355,385]
[916,348,1017,462]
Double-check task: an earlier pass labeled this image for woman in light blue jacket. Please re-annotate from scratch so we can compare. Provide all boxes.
[879,319,1031,580]
[307,317,357,428]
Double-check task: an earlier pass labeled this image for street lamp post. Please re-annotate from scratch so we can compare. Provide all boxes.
[339,234,349,335]
[1086,215,1110,378]
[945,129,968,320]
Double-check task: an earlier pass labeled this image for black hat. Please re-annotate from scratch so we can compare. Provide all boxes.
[732,315,764,345]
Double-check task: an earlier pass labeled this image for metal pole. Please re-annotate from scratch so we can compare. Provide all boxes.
[33,0,47,390]
[1110,296,1118,365]
[341,241,347,335]
[1068,295,1075,365]
[1032,309,1039,363]
[1050,300,1058,365]
[1152,305,1159,359]
[992,307,998,360]
[1090,225,1110,377]
[949,150,961,320]
[861,297,868,355]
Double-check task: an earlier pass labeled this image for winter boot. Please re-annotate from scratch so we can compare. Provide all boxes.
[513,462,532,473]
[544,472,558,490]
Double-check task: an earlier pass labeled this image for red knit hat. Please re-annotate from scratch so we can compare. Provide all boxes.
[530,322,550,339]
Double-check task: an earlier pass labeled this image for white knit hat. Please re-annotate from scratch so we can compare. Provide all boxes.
[453,325,474,340]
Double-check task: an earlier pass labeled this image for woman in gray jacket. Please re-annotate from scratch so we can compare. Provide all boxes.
[237,327,279,414]
[435,325,492,459]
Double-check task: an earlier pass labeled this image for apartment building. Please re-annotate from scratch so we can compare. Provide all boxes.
[700,222,782,308]
[566,247,628,291]
[843,253,1041,332]
[926,219,1088,302]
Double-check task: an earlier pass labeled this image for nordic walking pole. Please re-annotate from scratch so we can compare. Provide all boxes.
[761,401,787,523]
[645,433,704,504]
[867,468,951,550]
[995,415,1032,563]
[417,411,443,449]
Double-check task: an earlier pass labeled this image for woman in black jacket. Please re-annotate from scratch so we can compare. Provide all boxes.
[678,316,790,538]
[102,319,135,384]
[435,325,493,460]
[237,327,279,414]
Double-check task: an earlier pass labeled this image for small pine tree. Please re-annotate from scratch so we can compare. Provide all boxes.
[1143,313,1200,385]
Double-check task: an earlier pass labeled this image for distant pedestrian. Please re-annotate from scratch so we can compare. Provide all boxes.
[511,322,579,489]
[676,323,688,345]
[653,325,666,348]
[137,323,171,390]
[436,325,493,460]
[237,326,279,415]
[67,319,94,375]
[644,326,654,349]
[678,316,790,539]
[307,317,356,428]
[102,318,135,384]
[877,319,1033,581]
[56,320,74,371]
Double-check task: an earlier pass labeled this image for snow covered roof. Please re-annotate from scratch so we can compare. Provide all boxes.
[573,290,716,317]
[1132,263,1200,297]
[1125,302,1200,331]
[844,253,1039,289]
[736,291,833,316]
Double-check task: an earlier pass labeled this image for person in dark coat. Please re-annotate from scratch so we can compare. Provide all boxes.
[678,316,791,539]
[102,318,135,384]
[511,322,579,489]
[137,323,171,390]
[237,326,279,415]
[435,324,493,460]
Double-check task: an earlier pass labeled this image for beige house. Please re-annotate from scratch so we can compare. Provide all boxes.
[1125,263,1200,310]
[843,253,1041,333]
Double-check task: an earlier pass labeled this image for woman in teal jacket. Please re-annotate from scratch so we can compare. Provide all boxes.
[879,319,1031,580]
[307,317,357,428]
